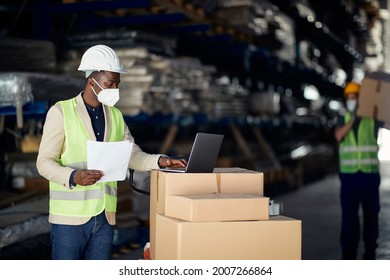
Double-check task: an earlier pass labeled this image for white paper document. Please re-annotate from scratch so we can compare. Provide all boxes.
[87,140,133,183]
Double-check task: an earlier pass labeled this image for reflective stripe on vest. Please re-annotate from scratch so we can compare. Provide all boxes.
[49,98,125,217]
[50,184,117,200]
[339,112,379,173]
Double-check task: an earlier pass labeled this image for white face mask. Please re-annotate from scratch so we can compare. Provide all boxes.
[91,78,119,107]
[346,100,357,112]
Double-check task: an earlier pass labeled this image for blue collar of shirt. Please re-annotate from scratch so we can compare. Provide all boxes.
[84,102,103,113]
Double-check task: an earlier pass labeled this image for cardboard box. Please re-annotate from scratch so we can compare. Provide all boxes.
[357,71,390,123]
[165,193,269,222]
[149,168,264,259]
[155,214,301,260]
[153,168,264,215]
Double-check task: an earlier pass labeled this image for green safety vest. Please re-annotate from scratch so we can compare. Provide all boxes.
[339,112,379,173]
[49,98,125,217]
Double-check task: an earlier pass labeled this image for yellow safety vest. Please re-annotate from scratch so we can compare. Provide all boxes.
[49,98,125,217]
[339,112,379,173]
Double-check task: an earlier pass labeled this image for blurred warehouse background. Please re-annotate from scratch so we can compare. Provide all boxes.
[0,0,390,259]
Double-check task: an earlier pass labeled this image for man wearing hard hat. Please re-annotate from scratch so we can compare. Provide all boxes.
[334,81,384,260]
[36,45,186,260]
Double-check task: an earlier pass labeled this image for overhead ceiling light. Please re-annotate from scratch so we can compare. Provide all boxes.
[315,21,323,29]
[352,68,364,83]
[303,84,320,100]
[332,68,347,86]
[328,100,342,111]
[296,107,308,116]
[291,145,312,159]
[307,15,315,22]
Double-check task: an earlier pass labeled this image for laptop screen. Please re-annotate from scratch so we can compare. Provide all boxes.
[165,132,224,173]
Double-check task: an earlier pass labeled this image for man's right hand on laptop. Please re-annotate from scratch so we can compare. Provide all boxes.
[158,156,187,168]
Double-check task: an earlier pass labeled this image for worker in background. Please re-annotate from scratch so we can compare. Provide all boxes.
[334,81,384,260]
[36,44,186,260]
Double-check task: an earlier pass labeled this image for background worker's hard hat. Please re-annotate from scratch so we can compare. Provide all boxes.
[78,44,127,78]
[343,81,361,96]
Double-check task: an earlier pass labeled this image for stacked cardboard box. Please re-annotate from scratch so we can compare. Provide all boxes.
[150,167,301,260]
[357,71,390,123]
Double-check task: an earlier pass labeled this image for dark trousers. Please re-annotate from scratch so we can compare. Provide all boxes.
[51,211,114,260]
[339,172,380,260]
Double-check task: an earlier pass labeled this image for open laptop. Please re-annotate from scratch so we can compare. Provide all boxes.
[164,132,224,173]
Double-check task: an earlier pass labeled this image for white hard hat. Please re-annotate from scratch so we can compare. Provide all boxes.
[78,44,127,78]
